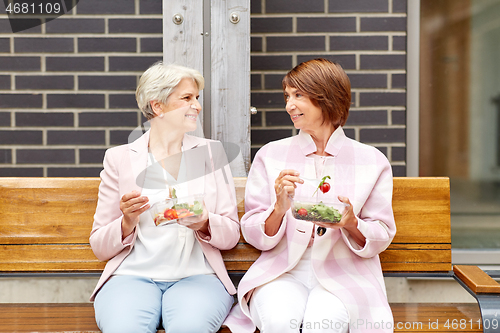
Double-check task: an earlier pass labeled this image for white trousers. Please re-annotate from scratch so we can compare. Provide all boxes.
[249,247,349,333]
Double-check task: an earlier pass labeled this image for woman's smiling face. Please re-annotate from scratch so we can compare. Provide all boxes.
[284,85,324,133]
[154,78,201,132]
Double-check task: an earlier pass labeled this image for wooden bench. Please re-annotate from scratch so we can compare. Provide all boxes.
[1,177,499,332]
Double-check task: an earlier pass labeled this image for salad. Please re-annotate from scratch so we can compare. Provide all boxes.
[150,195,205,226]
[291,175,345,223]
[292,201,343,223]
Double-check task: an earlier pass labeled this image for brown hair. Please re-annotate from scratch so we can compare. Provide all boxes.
[282,58,351,128]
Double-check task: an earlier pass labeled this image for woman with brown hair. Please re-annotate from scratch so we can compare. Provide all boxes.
[224,58,396,333]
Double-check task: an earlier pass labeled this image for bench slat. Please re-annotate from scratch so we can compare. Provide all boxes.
[0,303,481,333]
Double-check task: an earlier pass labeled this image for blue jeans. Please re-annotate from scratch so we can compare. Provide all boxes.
[94,274,234,333]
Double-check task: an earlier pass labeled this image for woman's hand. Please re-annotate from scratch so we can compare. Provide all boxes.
[314,196,366,247]
[177,207,209,234]
[120,191,149,239]
[273,169,304,214]
[265,169,304,236]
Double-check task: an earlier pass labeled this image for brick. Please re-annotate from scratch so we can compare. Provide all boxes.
[360,55,406,69]
[392,74,406,88]
[48,167,103,177]
[345,110,387,126]
[47,130,105,145]
[0,168,43,177]
[251,129,293,144]
[345,128,356,141]
[391,110,406,125]
[329,0,388,13]
[330,36,388,51]
[251,111,262,127]
[14,38,73,53]
[264,74,285,90]
[109,19,162,34]
[251,92,286,108]
[267,36,325,52]
[4,19,42,34]
[46,57,104,72]
[0,19,12,33]
[250,147,259,161]
[46,19,105,33]
[78,38,136,53]
[251,0,261,13]
[251,74,262,90]
[16,75,74,90]
[0,94,42,108]
[140,0,162,14]
[376,146,388,158]
[267,0,324,13]
[79,76,137,91]
[297,54,356,70]
[80,148,106,163]
[110,130,132,145]
[392,146,406,161]
[47,94,105,109]
[141,38,162,53]
[79,111,138,127]
[266,111,292,126]
[251,18,293,33]
[393,0,407,13]
[359,128,405,143]
[297,17,356,33]
[109,94,137,109]
[0,57,40,71]
[361,17,406,32]
[16,112,74,127]
[392,165,406,177]
[393,36,406,51]
[17,149,75,164]
[348,73,387,88]
[251,37,262,52]
[0,38,9,53]
[0,75,10,89]
[76,0,135,14]
[0,112,10,126]
[0,149,11,163]
[251,55,292,70]
[109,56,162,72]
[0,130,42,144]
[359,92,406,107]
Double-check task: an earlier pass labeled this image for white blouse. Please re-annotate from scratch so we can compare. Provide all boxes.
[113,152,215,281]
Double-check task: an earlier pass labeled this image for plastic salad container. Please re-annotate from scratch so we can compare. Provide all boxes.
[149,194,205,226]
[291,196,348,223]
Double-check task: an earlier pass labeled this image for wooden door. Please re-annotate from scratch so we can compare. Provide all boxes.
[163,0,250,176]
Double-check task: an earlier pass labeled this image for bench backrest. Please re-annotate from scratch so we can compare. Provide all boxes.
[0,177,451,274]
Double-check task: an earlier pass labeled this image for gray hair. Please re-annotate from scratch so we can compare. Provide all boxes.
[136,61,205,120]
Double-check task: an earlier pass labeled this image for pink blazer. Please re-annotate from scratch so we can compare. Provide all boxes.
[224,127,396,333]
[89,130,240,301]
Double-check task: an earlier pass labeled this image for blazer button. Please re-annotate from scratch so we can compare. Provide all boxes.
[317,227,326,236]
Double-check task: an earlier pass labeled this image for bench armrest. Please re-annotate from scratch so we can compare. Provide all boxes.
[453,265,500,294]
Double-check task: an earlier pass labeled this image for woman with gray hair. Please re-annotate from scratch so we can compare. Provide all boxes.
[89,61,240,333]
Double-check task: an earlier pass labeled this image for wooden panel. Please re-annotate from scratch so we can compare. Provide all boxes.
[454,265,500,294]
[0,245,105,272]
[0,303,481,333]
[392,177,450,244]
[0,178,99,245]
[211,0,251,175]
[0,177,452,274]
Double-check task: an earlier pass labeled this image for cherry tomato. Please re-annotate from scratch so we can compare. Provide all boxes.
[319,182,330,193]
[164,208,178,220]
[297,208,308,216]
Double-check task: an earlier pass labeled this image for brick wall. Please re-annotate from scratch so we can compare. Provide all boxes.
[250,0,407,176]
[0,0,407,177]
